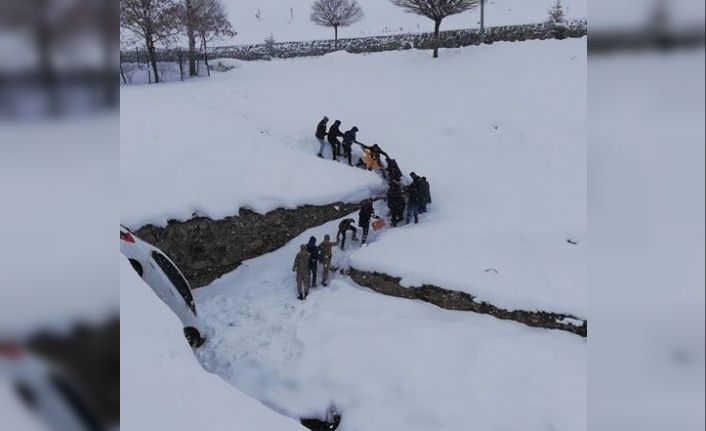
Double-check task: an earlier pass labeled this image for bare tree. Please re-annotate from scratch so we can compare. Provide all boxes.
[310,0,364,49]
[389,0,479,58]
[175,0,199,76]
[120,0,180,83]
[193,0,235,76]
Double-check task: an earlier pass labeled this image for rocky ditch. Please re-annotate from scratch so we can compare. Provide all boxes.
[347,268,587,337]
[135,202,366,288]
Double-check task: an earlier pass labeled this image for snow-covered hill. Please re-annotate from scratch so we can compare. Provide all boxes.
[121,36,586,429]
[216,0,587,45]
[120,257,306,430]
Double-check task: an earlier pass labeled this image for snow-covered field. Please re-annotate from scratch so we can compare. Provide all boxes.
[217,0,587,45]
[122,37,586,316]
[121,36,586,430]
[120,257,305,430]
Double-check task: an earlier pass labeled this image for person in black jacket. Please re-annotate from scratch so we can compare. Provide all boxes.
[315,116,328,158]
[341,126,360,166]
[419,176,432,213]
[386,181,405,227]
[306,236,320,287]
[405,173,422,224]
[327,120,343,161]
[358,199,376,244]
[336,218,358,250]
[386,157,402,182]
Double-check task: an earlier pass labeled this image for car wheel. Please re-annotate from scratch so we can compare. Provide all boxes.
[184,327,205,348]
[128,259,143,277]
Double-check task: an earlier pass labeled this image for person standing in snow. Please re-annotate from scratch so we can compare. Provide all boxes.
[292,244,310,300]
[385,157,402,182]
[336,218,358,251]
[358,199,376,244]
[386,181,405,227]
[318,235,334,286]
[327,120,343,161]
[315,116,329,158]
[405,173,422,224]
[341,126,360,166]
[306,236,320,288]
[419,176,432,213]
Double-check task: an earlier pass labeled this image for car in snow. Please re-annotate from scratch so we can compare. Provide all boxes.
[0,342,105,431]
[120,225,206,348]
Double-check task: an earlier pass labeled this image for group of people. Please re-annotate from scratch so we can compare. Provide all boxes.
[291,199,380,301]
[292,116,432,301]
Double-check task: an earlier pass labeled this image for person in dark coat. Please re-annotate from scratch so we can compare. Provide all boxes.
[327,120,343,161]
[419,176,432,213]
[306,236,319,288]
[386,181,405,227]
[315,116,328,158]
[341,126,360,166]
[358,199,376,244]
[386,157,402,182]
[336,218,358,250]
[405,173,422,224]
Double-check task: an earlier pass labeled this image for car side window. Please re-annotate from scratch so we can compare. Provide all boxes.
[150,251,196,313]
[49,374,103,431]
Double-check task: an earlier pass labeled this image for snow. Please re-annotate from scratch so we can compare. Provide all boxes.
[120,256,305,430]
[0,116,119,337]
[194,214,587,431]
[216,0,587,45]
[0,382,47,431]
[121,37,586,316]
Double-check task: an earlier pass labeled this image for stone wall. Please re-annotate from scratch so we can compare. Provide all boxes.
[122,21,586,63]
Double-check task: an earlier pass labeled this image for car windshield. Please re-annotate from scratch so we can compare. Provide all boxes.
[150,251,196,314]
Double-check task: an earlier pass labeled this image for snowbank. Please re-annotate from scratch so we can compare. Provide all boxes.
[195,215,587,431]
[120,257,305,430]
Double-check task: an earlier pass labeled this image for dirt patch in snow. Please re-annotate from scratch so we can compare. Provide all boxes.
[135,202,365,288]
[347,268,587,337]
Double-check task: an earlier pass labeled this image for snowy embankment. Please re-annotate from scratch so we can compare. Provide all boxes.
[120,257,305,430]
[120,80,382,228]
[217,0,587,45]
[121,37,586,316]
[194,214,586,431]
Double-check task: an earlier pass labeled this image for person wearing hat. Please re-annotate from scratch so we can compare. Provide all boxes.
[342,126,360,166]
[315,116,329,158]
[327,120,344,161]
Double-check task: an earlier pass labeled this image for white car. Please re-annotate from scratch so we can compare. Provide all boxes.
[120,225,206,348]
[0,342,105,431]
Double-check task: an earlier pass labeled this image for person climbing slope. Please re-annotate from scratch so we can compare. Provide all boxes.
[341,126,361,166]
[420,176,432,213]
[327,120,343,161]
[405,173,422,224]
[306,236,320,288]
[318,235,334,286]
[386,181,405,227]
[292,244,310,301]
[315,116,328,158]
[358,199,376,244]
[385,157,402,182]
[336,218,358,251]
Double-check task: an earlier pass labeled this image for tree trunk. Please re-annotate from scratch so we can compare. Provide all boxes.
[203,36,211,77]
[480,0,485,40]
[433,19,441,58]
[120,59,127,84]
[188,30,197,76]
[178,49,184,81]
[334,26,338,50]
[145,34,160,83]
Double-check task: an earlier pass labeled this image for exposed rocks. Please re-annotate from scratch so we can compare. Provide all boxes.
[135,202,365,288]
[347,268,587,337]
